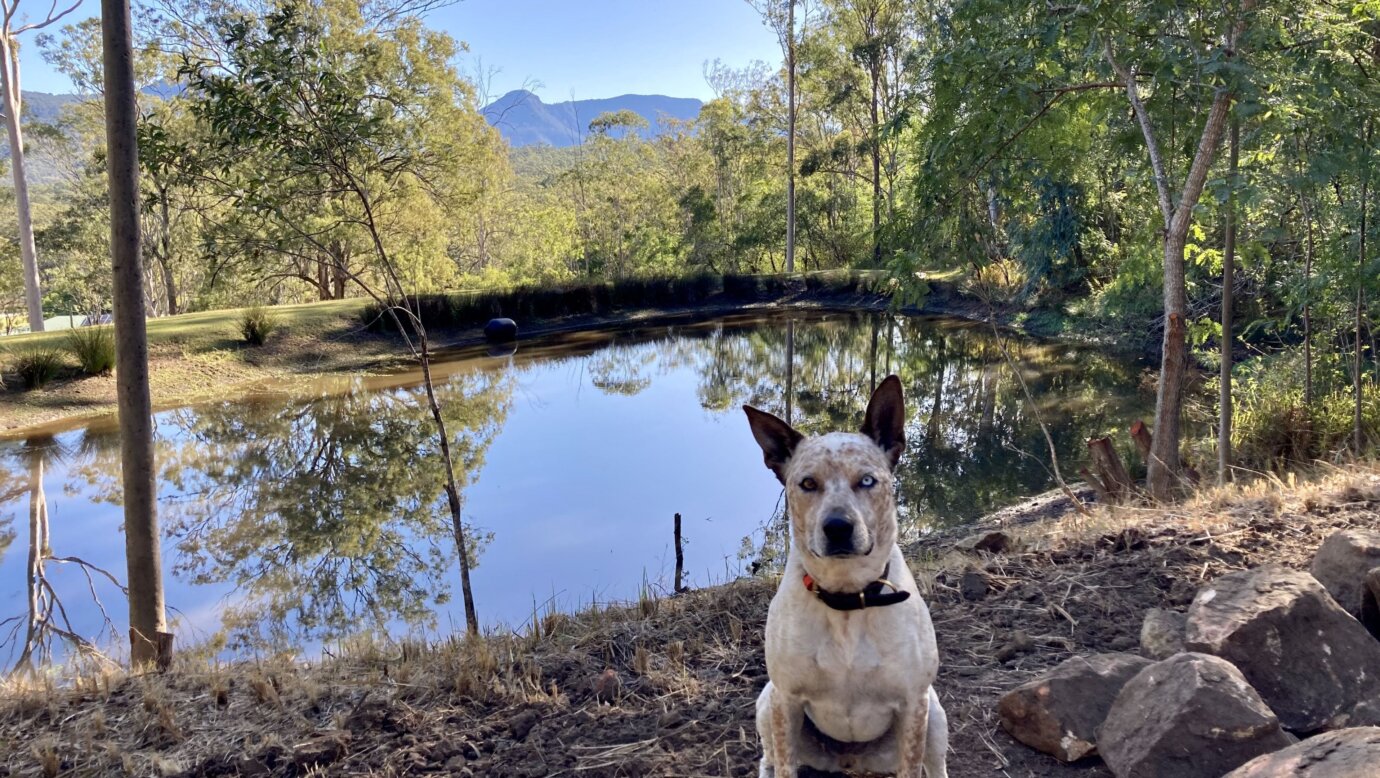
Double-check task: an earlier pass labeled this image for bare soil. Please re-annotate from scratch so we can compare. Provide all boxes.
[5,469,1379,777]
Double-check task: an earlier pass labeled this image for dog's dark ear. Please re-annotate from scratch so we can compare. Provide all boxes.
[743,405,803,484]
[861,375,906,468]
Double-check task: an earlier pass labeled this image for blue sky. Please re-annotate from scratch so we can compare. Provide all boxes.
[17,0,781,102]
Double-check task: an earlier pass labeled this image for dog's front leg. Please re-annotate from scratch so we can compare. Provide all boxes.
[767,684,805,777]
[898,693,932,778]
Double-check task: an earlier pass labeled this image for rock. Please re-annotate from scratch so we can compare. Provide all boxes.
[1311,530,1380,619]
[954,530,1011,555]
[1185,565,1380,732]
[1140,608,1187,660]
[1365,568,1380,637]
[509,709,540,741]
[997,652,1152,762]
[994,630,1034,663]
[1097,653,1293,778]
[960,570,989,601]
[483,317,518,342]
[593,669,621,704]
[1224,726,1380,777]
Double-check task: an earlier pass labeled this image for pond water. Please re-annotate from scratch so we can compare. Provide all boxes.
[0,310,1150,664]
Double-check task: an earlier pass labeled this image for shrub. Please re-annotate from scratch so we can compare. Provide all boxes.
[65,326,116,375]
[11,348,65,390]
[963,259,1027,303]
[240,306,278,346]
[1228,349,1380,470]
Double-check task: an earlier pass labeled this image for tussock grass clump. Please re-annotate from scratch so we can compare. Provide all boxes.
[361,271,879,335]
[963,258,1027,303]
[1232,382,1380,470]
[10,347,66,389]
[65,325,116,375]
[239,305,278,346]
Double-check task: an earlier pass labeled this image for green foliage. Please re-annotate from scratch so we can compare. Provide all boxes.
[64,326,115,374]
[10,347,66,390]
[240,306,278,346]
[1228,350,1380,470]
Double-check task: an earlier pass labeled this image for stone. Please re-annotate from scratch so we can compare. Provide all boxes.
[1185,565,1380,732]
[593,668,621,704]
[1311,530,1380,620]
[960,570,989,601]
[483,317,518,342]
[954,530,1011,555]
[1097,653,1293,778]
[1365,568,1380,637]
[1140,608,1187,660]
[1224,727,1380,777]
[997,652,1152,762]
[509,709,540,741]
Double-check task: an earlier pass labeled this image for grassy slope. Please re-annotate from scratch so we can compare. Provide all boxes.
[0,299,394,438]
[4,465,1378,777]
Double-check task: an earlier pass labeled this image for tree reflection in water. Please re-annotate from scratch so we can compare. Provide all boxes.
[0,434,126,670]
[156,371,512,651]
[0,311,1146,659]
[688,312,1149,573]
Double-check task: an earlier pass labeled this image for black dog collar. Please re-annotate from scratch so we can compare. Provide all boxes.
[801,562,911,611]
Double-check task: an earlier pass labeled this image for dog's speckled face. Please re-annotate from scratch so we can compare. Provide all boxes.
[744,376,906,563]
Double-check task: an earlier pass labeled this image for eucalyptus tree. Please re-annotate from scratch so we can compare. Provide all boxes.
[177,1,501,633]
[1,0,82,332]
[103,0,172,667]
[747,0,805,272]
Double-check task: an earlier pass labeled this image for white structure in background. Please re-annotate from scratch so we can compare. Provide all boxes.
[1,313,113,335]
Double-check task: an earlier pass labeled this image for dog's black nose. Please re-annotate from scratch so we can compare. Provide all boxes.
[822,516,854,552]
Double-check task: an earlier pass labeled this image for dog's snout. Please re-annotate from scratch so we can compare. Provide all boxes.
[822,515,855,554]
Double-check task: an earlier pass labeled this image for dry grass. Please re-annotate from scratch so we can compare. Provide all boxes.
[5,464,1380,777]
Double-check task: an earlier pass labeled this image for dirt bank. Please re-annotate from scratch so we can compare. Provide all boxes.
[5,467,1378,777]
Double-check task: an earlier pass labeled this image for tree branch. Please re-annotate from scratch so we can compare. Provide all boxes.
[1105,40,1174,230]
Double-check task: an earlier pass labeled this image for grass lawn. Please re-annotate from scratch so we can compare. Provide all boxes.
[2,298,371,354]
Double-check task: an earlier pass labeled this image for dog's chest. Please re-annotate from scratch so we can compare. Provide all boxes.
[771,607,919,741]
[778,610,915,691]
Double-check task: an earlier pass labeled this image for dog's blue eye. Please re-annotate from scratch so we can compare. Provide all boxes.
[858,475,877,489]
[799,477,819,492]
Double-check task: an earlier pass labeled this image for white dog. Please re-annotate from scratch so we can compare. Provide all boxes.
[744,375,948,777]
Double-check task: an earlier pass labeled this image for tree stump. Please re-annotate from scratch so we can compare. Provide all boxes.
[1088,437,1135,503]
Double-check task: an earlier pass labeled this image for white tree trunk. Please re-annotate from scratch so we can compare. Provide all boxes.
[0,34,44,332]
[785,0,796,273]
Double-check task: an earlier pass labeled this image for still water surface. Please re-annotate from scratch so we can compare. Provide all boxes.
[0,311,1149,664]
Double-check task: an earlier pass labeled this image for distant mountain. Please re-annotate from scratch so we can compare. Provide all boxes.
[17,91,82,125]
[482,90,703,148]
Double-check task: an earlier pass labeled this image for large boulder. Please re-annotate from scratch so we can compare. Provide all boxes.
[997,652,1152,762]
[1312,529,1380,637]
[1140,608,1187,660]
[1224,727,1380,777]
[1097,653,1293,778]
[1184,565,1380,732]
[483,317,518,343]
[1312,530,1380,616]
